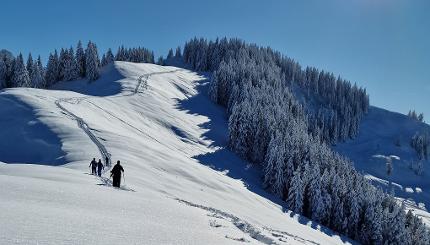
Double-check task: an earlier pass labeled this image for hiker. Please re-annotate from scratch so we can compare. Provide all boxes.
[110,160,124,187]
[105,156,109,166]
[97,159,104,177]
[89,158,97,175]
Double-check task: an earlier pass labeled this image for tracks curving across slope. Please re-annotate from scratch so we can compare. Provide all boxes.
[54,68,182,184]
[55,97,111,166]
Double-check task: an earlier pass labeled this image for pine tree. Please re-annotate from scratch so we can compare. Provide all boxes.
[45,51,59,86]
[0,51,15,87]
[85,41,100,81]
[31,58,45,88]
[286,169,304,214]
[101,54,107,66]
[167,48,174,59]
[157,56,164,65]
[12,53,31,87]
[418,113,424,122]
[0,59,6,86]
[26,53,34,78]
[105,48,114,64]
[308,164,324,223]
[63,48,79,81]
[58,48,67,80]
[175,46,182,58]
[76,40,86,77]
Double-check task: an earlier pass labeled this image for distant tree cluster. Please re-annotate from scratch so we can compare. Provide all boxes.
[408,110,425,123]
[0,42,154,89]
[183,37,429,244]
[183,38,368,145]
[300,68,369,144]
[114,46,154,64]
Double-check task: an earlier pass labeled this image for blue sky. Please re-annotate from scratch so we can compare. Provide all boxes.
[1,0,429,119]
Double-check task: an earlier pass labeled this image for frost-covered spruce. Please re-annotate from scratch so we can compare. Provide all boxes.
[63,48,79,81]
[0,59,6,85]
[26,53,33,78]
[45,51,59,86]
[106,48,114,64]
[30,56,45,88]
[85,41,100,81]
[76,40,86,77]
[12,53,31,87]
[175,46,182,58]
[0,50,15,86]
[167,48,174,59]
[286,169,304,214]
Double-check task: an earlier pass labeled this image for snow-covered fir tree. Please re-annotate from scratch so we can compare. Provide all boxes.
[26,53,33,78]
[157,56,164,66]
[85,41,100,81]
[411,132,429,161]
[286,169,304,214]
[12,53,31,87]
[101,48,115,67]
[30,56,45,88]
[0,59,6,87]
[0,50,15,87]
[44,51,59,86]
[76,40,86,77]
[175,46,182,58]
[63,48,79,81]
[105,48,114,64]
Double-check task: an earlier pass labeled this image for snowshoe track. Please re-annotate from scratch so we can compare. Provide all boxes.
[54,68,182,187]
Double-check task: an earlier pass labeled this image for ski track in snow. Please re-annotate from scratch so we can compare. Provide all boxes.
[177,198,321,245]
[54,69,181,187]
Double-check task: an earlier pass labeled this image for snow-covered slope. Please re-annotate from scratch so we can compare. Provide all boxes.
[336,106,430,222]
[0,62,351,244]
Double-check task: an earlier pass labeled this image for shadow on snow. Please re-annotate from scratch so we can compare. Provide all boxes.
[0,93,67,165]
[175,77,350,243]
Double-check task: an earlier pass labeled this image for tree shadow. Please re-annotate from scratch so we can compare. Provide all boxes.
[0,94,67,165]
[175,77,352,243]
[50,63,125,97]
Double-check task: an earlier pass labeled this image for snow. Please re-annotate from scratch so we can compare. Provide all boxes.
[336,106,430,223]
[0,62,351,244]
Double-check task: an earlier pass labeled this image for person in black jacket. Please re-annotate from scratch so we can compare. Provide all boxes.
[89,158,97,175]
[97,159,104,177]
[110,160,124,187]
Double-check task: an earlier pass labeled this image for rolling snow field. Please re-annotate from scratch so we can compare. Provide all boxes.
[0,62,352,244]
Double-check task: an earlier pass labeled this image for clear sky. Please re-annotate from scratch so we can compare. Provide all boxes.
[1,0,429,119]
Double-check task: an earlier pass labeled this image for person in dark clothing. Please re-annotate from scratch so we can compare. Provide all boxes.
[97,159,104,177]
[105,156,109,166]
[110,160,124,187]
[89,158,97,175]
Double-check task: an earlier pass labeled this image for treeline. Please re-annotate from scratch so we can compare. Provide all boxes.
[0,41,154,89]
[183,37,429,244]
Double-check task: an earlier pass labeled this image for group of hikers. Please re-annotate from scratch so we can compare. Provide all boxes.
[89,157,124,188]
